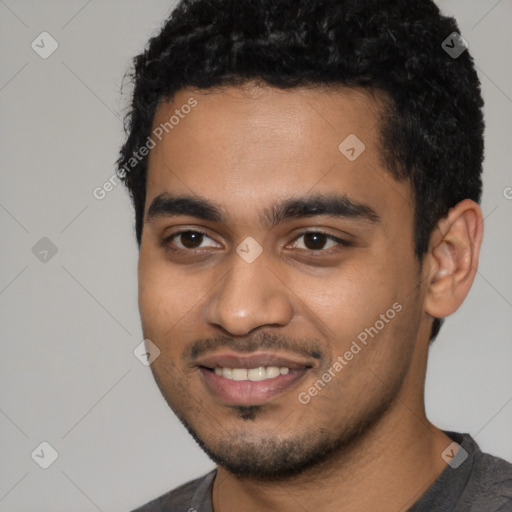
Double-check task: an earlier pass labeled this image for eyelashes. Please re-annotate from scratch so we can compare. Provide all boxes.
[162,229,351,255]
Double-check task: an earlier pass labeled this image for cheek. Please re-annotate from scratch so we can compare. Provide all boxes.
[137,252,214,339]
[286,261,400,339]
[285,256,419,385]
[138,251,182,336]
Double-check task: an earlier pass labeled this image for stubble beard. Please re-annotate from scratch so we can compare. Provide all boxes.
[152,366,403,482]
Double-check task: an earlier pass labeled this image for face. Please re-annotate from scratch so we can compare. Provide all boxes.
[138,84,428,479]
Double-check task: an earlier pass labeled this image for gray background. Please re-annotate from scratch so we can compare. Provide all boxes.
[0,1,511,511]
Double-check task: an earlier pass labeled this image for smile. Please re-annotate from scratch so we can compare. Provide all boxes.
[213,366,290,381]
[195,351,314,406]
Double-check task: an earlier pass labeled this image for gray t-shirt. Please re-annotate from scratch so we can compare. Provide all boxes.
[131,431,512,511]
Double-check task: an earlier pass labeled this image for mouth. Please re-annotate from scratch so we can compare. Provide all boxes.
[196,352,314,406]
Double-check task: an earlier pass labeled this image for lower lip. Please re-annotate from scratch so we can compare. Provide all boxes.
[199,367,309,406]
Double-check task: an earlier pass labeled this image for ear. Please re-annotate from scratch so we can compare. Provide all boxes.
[424,199,484,319]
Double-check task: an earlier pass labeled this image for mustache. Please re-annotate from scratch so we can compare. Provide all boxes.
[182,332,324,362]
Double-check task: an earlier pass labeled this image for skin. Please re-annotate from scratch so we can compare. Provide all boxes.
[138,82,483,511]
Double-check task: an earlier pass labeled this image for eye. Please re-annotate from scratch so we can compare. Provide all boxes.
[289,231,348,253]
[163,230,219,250]
[162,229,349,254]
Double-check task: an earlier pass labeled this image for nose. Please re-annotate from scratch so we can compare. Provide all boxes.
[204,251,293,336]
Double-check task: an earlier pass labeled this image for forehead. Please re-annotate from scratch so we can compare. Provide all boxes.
[145,84,412,229]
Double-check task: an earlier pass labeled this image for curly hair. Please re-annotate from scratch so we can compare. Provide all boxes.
[117,0,484,341]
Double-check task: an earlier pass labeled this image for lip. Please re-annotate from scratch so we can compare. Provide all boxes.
[199,367,310,406]
[195,351,315,370]
[196,351,315,406]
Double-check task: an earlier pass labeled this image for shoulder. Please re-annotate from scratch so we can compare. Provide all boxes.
[129,469,216,512]
[410,432,512,512]
[461,436,512,511]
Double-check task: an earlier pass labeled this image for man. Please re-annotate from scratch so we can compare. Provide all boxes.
[118,0,512,510]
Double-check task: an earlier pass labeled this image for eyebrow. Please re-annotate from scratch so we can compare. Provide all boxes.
[146,193,380,226]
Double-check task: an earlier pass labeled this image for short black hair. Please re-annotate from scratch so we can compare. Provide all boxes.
[117,0,484,341]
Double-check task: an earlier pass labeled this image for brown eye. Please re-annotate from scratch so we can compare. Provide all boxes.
[179,231,204,249]
[163,230,219,251]
[303,232,329,250]
[291,231,345,252]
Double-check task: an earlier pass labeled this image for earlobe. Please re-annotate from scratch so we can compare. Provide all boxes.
[424,199,484,318]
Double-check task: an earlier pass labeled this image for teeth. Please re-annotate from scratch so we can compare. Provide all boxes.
[266,366,280,378]
[232,368,248,381]
[214,366,291,381]
[247,367,266,381]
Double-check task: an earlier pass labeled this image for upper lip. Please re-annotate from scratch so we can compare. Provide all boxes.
[195,351,315,370]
